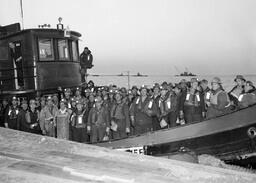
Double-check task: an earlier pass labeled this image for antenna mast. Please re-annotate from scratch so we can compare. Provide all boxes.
[20,0,24,29]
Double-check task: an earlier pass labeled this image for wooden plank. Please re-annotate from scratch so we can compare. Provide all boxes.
[0,127,255,183]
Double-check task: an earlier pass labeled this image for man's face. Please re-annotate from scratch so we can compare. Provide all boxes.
[211,82,219,90]
[200,82,208,90]
[236,79,244,86]
[84,48,88,53]
[140,88,147,96]
[30,102,36,109]
[47,100,53,106]
[60,102,66,110]
[160,89,167,97]
[76,103,83,111]
[245,84,253,92]
[153,87,160,95]
[115,93,122,101]
[95,100,102,108]
[12,100,17,106]
[191,82,198,89]
[64,91,70,98]
[22,103,28,110]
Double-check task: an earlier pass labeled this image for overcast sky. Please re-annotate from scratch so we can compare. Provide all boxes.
[1,0,256,75]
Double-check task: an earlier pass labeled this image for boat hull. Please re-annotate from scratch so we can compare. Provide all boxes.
[97,104,256,160]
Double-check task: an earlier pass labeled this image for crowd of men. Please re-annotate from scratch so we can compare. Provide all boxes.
[0,75,256,143]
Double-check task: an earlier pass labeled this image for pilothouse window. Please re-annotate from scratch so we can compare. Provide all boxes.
[58,39,69,60]
[72,41,78,61]
[38,39,54,61]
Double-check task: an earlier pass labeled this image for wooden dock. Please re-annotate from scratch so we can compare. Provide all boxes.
[0,127,255,183]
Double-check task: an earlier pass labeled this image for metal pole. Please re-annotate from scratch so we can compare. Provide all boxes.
[127,71,130,90]
[20,0,24,29]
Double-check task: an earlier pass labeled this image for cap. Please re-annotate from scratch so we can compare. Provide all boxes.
[180,79,187,83]
[153,83,160,90]
[234,75,246,82]
[201,79,208,84]
[190,78,199,83]
[211,77,222,84]
[131,86,138,90]
[21,100,27,105]
[174,83,182,90]
[76,87,82,92]
[47,96,53,101]
[64,88,71,93]
[140,85,148,91]
[76,99,83,105]
[12,96,18,101]
[60,98,67,104]
[29,99,36,105]
[95,96,103,103]
[246,81,254,87]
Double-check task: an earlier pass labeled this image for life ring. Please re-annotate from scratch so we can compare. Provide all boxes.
[247,127,256,139]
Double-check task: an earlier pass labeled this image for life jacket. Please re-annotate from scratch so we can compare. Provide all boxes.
[230,86,244,99]
[112,102,126,120]
[71,110,86,128]
[184,90,201,107]
[238,93,256,107]
[210,89,230,107]
[135,96,153,110]
[91,107,107,127]
[159,93,172,114]
[8,106,19,120]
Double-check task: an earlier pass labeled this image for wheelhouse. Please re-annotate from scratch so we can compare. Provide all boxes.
[0,23,82,98]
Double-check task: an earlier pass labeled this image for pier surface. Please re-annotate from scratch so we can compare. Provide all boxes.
[0,127,255,183]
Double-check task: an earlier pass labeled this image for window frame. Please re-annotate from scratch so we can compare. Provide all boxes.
[71,40,79,62]
[38,38,55,61]
[57,39,70,61]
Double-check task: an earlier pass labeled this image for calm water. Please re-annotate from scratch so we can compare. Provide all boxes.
[87,74,256,91]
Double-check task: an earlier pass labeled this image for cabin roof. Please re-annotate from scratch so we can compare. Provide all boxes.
[0,28,82,40]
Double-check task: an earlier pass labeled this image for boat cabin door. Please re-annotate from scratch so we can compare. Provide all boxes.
[9,41,24,89]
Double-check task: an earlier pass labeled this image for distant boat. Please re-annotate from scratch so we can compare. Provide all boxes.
[117,73,124,76]
[174,67,196,77]
[132,72,148,77]
[175,71,197,77]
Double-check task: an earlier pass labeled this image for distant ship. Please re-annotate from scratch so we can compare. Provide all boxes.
[117,73,124,76]
[132,72,148,77]
[176,71,196,77]
[174,66,196,77]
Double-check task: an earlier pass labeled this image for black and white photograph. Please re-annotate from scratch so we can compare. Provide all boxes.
[0,0,256,182]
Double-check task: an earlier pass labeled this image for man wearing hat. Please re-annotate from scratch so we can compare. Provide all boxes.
[17,99,30,132]
[0,98,8,127]
[26,99,41,134]
[130,85,158,134]
[87,96,110,143]
[39,96,58,137]
[158,83,179,128]
[56,99,72,140]
[151,84,161,131]
[206,77,231,118]
[4,96,20,129]
[228,75,246,106]
[200,79,211,112]
[70,99,89,142]
[80,47,93,83]
[75,87,86,106]
[63,88,72,109]
[110,91,130,139]
[237,81,256,108]
[182,78,205,124]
